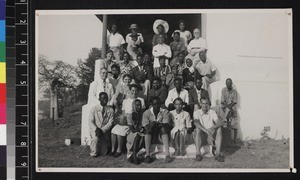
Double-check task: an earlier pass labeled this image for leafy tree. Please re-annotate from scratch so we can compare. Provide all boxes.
[76,48,102,102]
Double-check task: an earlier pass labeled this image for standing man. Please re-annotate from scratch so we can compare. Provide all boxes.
[89,92,114,157]
[141,96,172,163]
[196,49,216,90]
[221,78,238,142]
[152,34,172,68]
[107,24,125,61]
[88,67,114,106]
[193,97,224,162]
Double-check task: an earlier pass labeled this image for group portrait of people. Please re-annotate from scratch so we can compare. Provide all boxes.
[88,19,239,165]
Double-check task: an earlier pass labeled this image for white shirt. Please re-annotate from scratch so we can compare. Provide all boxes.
[122,97,145,114]
[107,33,125,47]
[193,109,218,129]
[170,110,192,132]
[126,33,144,43]
[152,43,172,68]
[196,58,216,76]
[165,88,189,107]
[88,79,114,106]
[187,37,207,52]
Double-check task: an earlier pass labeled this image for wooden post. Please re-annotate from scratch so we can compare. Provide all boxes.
[101,14,107,59]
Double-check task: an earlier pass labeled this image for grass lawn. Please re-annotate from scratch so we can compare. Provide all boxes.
[38,112,289,169]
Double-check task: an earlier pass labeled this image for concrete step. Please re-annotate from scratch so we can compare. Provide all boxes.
[127,143,214,159]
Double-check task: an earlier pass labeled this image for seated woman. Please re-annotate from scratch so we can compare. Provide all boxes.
[122,84,146,115]
[109,114,130,157]
[118,52,135,76]
[112,74,133,113]
[152,19,169,46]
[126,99,145,164]
[182,58,202,89]
[170,98,192,156]
[100,50,117,77]
[170,52,186,76]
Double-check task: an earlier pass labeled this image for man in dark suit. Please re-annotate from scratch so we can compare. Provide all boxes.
[188,78,210,115]
[131,54,153,97]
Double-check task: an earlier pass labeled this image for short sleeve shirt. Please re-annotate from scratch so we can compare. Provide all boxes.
[193,109,219,129]
[221,87,237,105]
[196,59,217,76]
[108,33,125,47]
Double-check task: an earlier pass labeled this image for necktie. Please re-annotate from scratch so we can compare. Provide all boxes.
[103,80,106,91]
[102,107,105,117]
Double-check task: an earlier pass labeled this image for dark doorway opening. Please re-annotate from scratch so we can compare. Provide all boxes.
[96,14,202,54]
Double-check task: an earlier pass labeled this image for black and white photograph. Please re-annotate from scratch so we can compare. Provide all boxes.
[35,9,293,172]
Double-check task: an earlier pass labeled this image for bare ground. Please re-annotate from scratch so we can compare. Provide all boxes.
[38,112,289,169]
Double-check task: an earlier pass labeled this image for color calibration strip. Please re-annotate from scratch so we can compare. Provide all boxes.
[6,0,16,179]
[0,0,7,180]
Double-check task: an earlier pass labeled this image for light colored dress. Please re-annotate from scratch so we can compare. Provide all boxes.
[170,110,192,139]
[111,114,130,137]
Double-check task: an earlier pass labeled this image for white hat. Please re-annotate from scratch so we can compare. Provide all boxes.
[153,19,169,34]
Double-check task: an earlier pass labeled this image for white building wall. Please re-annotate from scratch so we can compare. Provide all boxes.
[204,12,292,139]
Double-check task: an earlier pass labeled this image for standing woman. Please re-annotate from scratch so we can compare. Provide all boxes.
[126,99,145,164]
[152,19,169,46]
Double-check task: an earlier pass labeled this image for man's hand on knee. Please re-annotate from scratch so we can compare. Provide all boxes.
[95,128,103,138]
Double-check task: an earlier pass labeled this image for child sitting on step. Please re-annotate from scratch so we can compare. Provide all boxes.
[170,97,192,156]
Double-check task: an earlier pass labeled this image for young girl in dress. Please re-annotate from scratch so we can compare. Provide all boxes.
[126,99,145,164]
[112,74,133,113]
[170,98,192,156]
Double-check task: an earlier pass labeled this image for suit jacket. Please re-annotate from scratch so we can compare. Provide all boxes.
[89,104,114,134]
[182,68,202,85]
[188,88,210,107]
[131,65,153,84]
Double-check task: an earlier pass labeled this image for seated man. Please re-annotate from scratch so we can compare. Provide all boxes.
[186,28,207,65]
[165,78,189,112]
[131,54,153,97]
[165,65,182,91]
[221,78,238,142]
[188,78,210,113]
[89,92,114,157]
[88,67,114,106]
[193,97,224,162]
[195,49,216,90]
[108,64,121,93]
[141,96,172,163]
[147,76,168,108]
